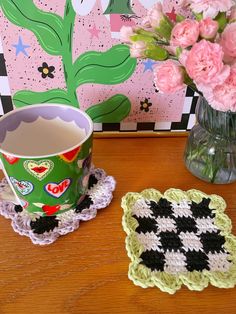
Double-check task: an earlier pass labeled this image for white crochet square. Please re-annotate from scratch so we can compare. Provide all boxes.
[164,251,187,274]
[179,231,203,252]
[196,218,218,234]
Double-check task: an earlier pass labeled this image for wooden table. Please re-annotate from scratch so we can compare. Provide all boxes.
[1,137,236,314]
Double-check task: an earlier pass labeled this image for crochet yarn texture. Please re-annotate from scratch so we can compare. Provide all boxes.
[122,188,236,294]
[0,168,115,245]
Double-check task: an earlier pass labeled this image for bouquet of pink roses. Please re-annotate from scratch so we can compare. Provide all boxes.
[120,0,236,113]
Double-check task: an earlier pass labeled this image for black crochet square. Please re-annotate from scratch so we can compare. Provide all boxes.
[200,231,225,253]
[30,216,59,234]
[133,216,158,234]
[140,250,165,271]
[190,198,215,218]
[185,251,210,271]
[175,216,198,233]
[75,195,93,213]
[88,174,98,189]
[159,231,183,251]
[149,198,173,218]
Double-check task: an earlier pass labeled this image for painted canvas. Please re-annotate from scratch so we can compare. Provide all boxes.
[0,0,197,133]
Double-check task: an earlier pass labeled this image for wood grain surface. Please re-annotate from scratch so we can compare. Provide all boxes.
[0,137,236,314]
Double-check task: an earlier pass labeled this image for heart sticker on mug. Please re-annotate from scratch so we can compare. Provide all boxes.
[10,177,34,196]
[42,204,61,216]
[20,198,29,209]
[60,146,81,163]
[3,154,19,165]
[24,160,54,181]
[34,203,73,216]
[44,178,72,198]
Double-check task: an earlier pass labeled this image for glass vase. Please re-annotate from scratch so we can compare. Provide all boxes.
[184,96,236,184]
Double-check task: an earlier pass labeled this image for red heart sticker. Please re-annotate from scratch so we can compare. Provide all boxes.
[42,204,61,216]
[60,146,81,163]
[3,154,19,165]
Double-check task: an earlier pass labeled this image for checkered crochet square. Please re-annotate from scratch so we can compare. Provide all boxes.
[122,189,236,294]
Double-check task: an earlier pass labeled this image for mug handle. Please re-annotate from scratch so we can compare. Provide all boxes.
[0,158,21,204]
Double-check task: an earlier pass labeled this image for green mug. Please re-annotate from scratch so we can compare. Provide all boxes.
[0,104,93,216]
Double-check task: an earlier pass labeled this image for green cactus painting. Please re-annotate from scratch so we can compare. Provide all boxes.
[103,0,135,14]
[0,0,137,122]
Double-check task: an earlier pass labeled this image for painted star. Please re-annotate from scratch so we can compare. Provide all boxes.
[142,59,156,72]
[166,7,177,22]
[12,36,30,57]
[88,25,101,39]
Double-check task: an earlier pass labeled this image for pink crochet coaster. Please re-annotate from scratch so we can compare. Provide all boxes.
[0,168,115,245]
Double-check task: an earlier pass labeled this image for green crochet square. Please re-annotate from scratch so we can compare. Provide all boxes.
[122,188,236,294]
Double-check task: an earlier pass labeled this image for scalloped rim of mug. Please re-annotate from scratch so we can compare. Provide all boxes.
[0,104,93,159]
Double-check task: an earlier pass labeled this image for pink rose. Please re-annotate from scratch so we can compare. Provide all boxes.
[147,3,164,28]
[220,22,236,58]
[120,26,135,43]
[211,84,236,111]
[185,40,230,86]
[179,50,189,67]
[170,19,199,48]
[178,0,190,6]
[226,63,236,85]
[154,60,185,93]
[141,17,152,29]
[198,64,236,111]
[189,0,234,19]
[199,18,218,39]
[130,41,147,58]
[199,83,236,112]
[229,5,236,21]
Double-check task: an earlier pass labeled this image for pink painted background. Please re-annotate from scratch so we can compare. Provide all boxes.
[0,0,189,122]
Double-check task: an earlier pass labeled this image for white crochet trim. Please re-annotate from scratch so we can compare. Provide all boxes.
[0,168,116,245]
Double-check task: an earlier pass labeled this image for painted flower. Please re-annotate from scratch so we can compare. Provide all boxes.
[38,62,55,79]
[140,98,152,112]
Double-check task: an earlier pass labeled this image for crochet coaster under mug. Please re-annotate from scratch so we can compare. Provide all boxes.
[122,188,236,294]
[0,168,115,245]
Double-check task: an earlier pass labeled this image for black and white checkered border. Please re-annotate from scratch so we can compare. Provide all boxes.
[0,37,196,132]
[0,39,14,117]
[94,87,198,133]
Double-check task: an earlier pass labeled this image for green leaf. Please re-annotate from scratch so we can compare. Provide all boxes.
[0,0,63,55]
[86,94,131,122]
[156,17,173,40]
[194,12,203,21]
[176,47,182,58]
[130,34,156,43]
[145,44,168,61]
[176,15,185,22]
[74,44,137,86]
[13,89,71,108]
[215,12,227,33]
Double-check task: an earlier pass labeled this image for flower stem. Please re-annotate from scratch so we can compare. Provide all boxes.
[62,0,79,107]
[155,40,169,46]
